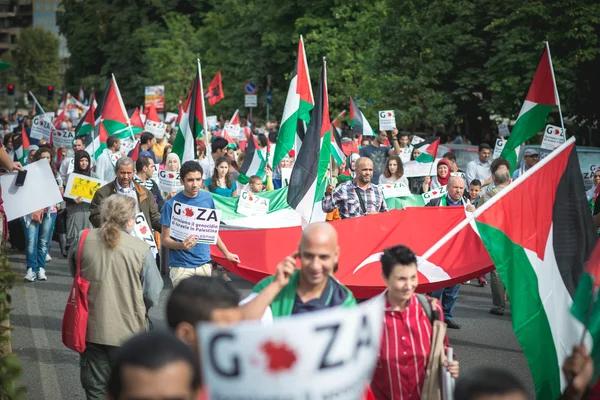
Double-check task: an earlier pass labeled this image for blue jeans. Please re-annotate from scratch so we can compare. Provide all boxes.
[431,284,461,321]
[23,212,57,272]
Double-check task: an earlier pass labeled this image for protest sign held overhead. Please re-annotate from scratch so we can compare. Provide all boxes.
[236,191,270,217]
[198,296,384,399]
[52,129,75,148]
[378,110,396,131]
[169,201,221,244]
[144,85,165,111]
[541,124,566,151]
[30,115,52,141]
[492,138,506,160]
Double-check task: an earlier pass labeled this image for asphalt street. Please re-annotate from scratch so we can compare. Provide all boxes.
[8,246,533,399]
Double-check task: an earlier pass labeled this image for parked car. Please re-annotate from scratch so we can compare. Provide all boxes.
[437,144,480,171]
[515,144,600,189]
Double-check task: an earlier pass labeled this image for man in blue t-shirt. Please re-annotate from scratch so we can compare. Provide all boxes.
[161,161,240,287]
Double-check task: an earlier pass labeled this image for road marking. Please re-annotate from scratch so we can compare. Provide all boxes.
[23,284,63,399]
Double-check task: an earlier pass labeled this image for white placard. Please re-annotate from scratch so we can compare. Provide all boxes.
[379,182,412,199]
[399,147,412,164]
[281,167,293,187]
[411,135,425,146]
[224,123,242,140]
[169,201,221,244]
[498,123,510,138]
[152,164,159,183]
[64,173,106,203]
[236,191,270,216]
[1,159,63,221]
[492,138,506,160]
[198,296,384,399]
[30,115,52,141]
[133,212,158,257]
[42,112,55,122]
[378,110,396,131]
[541,124,566,151]
[207,115,218,128]
[144,119,167,139]
[165,112,178,124]
[403,159,439,178]
[120,138,138,155]
[67,109,79,120]
[158,170,183,193]
[422,185,447,204]
[245,94,258,108]
[52,129,75,148]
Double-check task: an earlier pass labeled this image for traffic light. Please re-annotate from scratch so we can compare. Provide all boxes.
[7,84,14,96]
[47,85,54,100]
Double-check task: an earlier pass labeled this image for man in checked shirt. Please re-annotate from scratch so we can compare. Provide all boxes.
[322,157,388,219]
[371,245,459,400]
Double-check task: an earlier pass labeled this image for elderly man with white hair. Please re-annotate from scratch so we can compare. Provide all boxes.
[426,174,475,329]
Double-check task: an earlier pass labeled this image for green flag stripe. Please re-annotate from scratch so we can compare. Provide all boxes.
[211,187,291,220]
[476,221,561,399]
[500,103,553,174]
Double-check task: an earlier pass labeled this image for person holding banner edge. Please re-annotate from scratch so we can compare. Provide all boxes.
[160,161,239,287]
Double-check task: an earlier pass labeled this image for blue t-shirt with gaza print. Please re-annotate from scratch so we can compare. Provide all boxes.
[160,191,215,268]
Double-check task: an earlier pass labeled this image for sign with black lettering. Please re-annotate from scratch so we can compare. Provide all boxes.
[158,170,183,193]
[236,191,270,217]
[169,201,221,244]
[198,296,384,398]
[52,129,75,148]
[133,212,157,257]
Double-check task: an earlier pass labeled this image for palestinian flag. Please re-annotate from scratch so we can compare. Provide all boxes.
[238,134,268,185]
[332,110,346,136]
[81,121,107,160]
[330,123,345,165]
[414,137,440,163]
[337,170,352,183]
[128,107,144,129]
[222,109,240,144]
[14,126,30,164]
[145,103,160,123]
[173,59,207,162]
[475,138,597,399]
[95,75,141,140]
[287,58,331,224]
[350,97,375,136]
[75,103,95,137]
[500,43,559,173]
[273,36,314,168]
[89,89,98,109]
[571,239,600,386]
[53,107,66,130]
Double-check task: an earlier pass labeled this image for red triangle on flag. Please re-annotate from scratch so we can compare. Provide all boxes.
[525,46,558,106]
[145,103,160,123]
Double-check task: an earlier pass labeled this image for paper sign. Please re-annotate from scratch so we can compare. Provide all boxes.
[498,123,510,138]
[64,173,106,203]
[133,213,158,257]
[52,129,75,148]
[144,119,167,139]
[198,296,384,399]
[158,170,183,193]
[281,167,293,187]
[245,94,258,108]
[541,124,566,151]
[380,182,412,199]
[403,159,439,178]
[207,115,218,128]
[411,135,425,146]
[30,115,52,141]
[120,138,138,155]
[399,147,412,164]
[422,185,447,203]
[236,191,270,216]
[0,159,63,221]
[152,164,159,183]
[144,85,165,111]
[492,138,506,160]
[42,112,55,122]
[378,110,396,131]
[169,201,221,244]
[67,109,79,120]
[165,112,178,124]
[224,123,242,140]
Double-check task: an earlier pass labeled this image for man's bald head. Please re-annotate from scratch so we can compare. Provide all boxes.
[355,157,374,184]
[298,222,340,286]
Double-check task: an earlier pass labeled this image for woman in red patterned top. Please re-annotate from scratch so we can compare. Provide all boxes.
[370,245,459,399]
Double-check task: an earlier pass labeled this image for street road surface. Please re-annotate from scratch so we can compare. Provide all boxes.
[9,247,533,399]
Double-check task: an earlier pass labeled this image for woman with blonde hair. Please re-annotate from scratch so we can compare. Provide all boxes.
[68,194,163,400]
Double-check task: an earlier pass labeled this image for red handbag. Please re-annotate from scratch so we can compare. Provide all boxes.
[62,229,91,353]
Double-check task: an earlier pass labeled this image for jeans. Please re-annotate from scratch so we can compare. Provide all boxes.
[23,212,57,272]
[431,284,461,321]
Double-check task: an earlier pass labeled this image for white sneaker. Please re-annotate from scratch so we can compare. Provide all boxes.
[37,268,47,281]
[46,253,52,262]
[24,268,36,282]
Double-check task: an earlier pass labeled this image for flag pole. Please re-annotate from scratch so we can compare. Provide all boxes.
[197,58,209,155]
[112,73,136,142]
[419,136,576,261]
[28,91,46,115]
[545,42,564,130]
